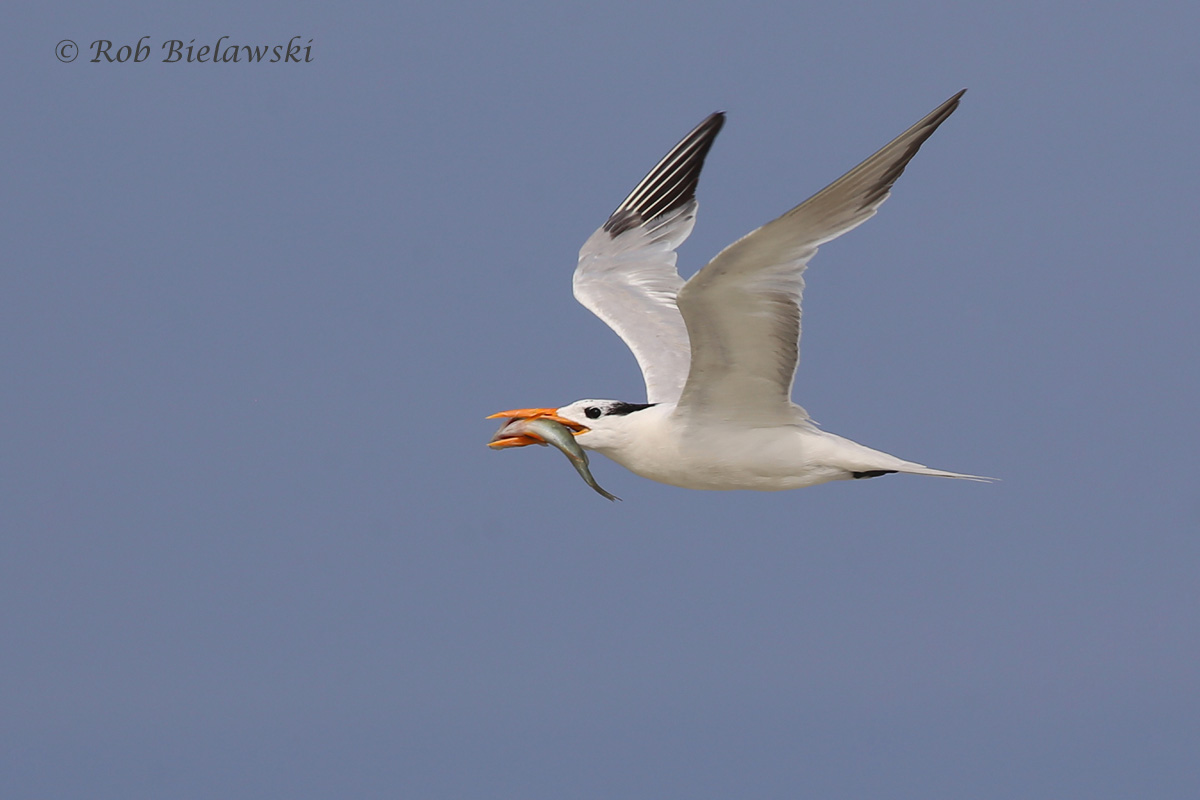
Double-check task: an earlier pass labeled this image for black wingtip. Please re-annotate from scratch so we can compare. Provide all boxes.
[853,90,967,212]
[603,112,727,237]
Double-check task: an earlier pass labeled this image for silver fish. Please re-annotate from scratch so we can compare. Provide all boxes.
[489,416,620,501]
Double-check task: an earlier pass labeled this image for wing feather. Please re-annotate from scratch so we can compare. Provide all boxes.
[573,113,725,403]
[676,91,965,420]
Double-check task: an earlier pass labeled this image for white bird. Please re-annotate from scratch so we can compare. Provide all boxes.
[490,90,990,492]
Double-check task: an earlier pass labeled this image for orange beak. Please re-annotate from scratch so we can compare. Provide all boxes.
[486,407,589,448]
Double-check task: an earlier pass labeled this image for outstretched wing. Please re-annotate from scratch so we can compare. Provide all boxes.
[676,91,965,421]
[573,112,725,404]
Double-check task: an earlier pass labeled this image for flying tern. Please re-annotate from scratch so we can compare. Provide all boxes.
[490,90,990,492]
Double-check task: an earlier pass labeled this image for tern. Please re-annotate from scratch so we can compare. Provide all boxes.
[490,90,990,492]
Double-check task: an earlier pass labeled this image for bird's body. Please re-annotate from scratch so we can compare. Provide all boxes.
[549,400,979,491]
[489,91,990,494]
[582,404,862,491]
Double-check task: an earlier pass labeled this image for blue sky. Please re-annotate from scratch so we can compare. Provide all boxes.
[4,2,1198,798]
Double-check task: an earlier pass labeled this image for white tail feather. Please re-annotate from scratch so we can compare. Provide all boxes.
[895,463,995,482]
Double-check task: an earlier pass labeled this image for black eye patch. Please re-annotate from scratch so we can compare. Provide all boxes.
[607,402,657,416]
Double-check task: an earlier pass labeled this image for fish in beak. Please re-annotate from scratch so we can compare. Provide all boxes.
[486,410,617,501]
[486,407,588,448]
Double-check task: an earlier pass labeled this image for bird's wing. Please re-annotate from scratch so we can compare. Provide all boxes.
[675,91,964,422]
[573,113,725,404]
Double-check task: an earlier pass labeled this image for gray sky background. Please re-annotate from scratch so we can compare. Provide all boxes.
[4,2,1198,798]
